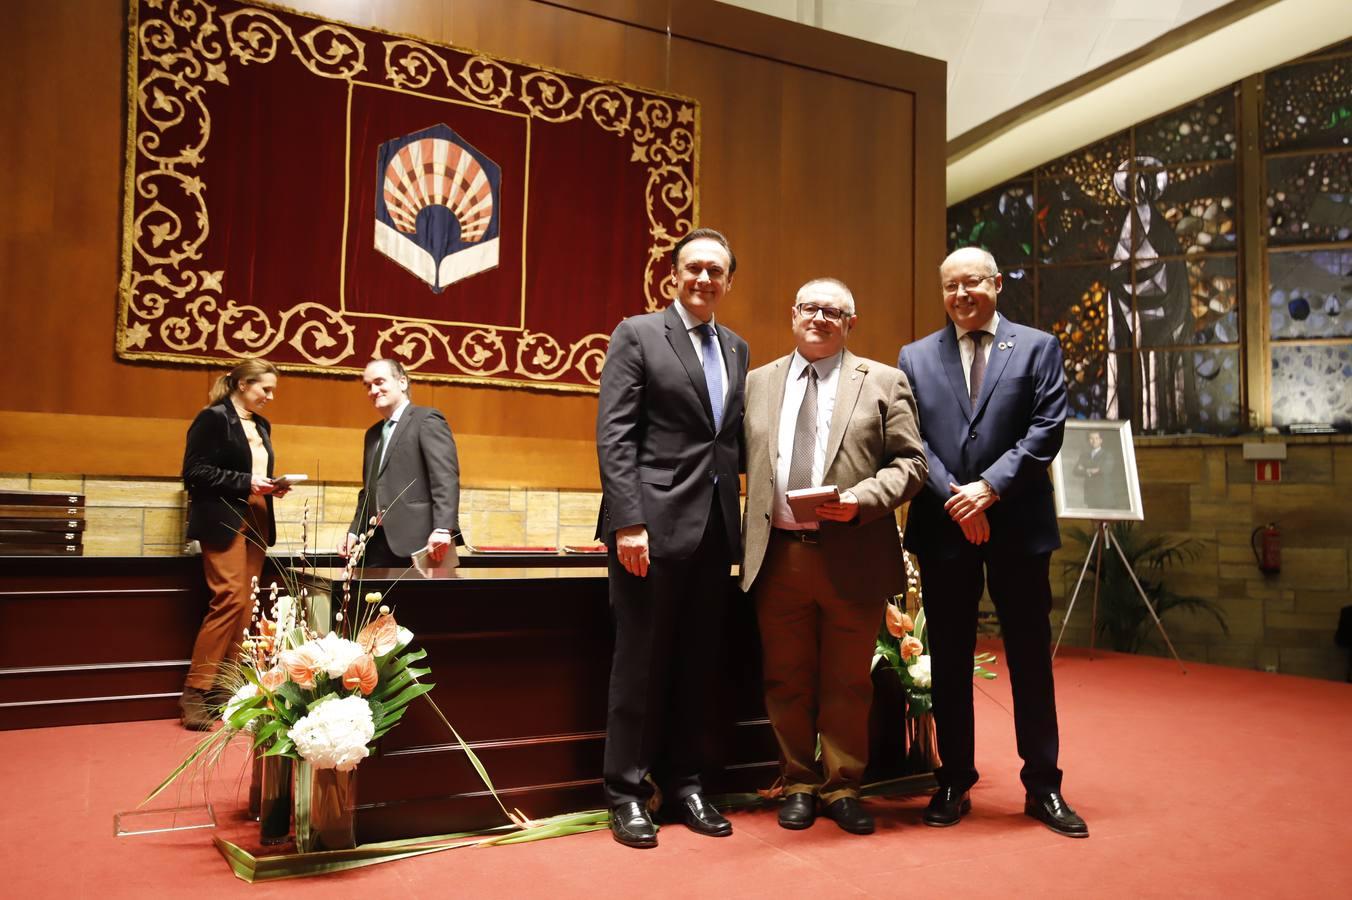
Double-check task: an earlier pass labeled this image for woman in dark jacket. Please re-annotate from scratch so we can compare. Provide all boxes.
[179,359,286,729]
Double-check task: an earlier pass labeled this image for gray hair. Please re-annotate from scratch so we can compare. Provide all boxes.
[795,277,856,315]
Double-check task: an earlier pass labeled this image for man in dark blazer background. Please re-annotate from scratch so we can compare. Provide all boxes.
[897,247,1088,838]
[595,227,749,848]
[341,358,460,569]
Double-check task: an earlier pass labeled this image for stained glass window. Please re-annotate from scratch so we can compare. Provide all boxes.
[1265,152,1352,245]
[1137,91,1238,163]
[1268,249,1352,339]
[1263,55,1352,152]
[1270,344,1352,427]
[946,50,1352,434]
[947,182,1034,267]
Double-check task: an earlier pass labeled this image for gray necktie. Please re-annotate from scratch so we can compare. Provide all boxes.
[786,364,819,491]
[968,330,989,411]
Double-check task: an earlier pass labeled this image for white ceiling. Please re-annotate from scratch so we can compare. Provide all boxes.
[723,0,1233,140]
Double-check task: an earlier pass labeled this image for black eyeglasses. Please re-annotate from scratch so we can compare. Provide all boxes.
[942,273,997,297]
[795,302,851,322]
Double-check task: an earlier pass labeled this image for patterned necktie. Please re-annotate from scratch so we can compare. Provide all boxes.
[967,330,989,411]
[698,324,724,431]
[786,364,819,491]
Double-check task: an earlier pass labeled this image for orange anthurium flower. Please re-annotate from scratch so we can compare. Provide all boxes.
[357,613,399,657]
[342,654,379,695]
[885,605,914,638]
[261,666,287,692]
[281,645,323,689]
[900,635,925,662]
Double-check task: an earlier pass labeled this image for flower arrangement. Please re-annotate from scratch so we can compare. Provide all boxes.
[873,553,996,716]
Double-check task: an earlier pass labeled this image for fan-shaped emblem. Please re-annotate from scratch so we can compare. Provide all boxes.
[374,124,501,293]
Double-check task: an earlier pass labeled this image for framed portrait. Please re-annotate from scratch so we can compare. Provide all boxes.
[1051,419,1144,521]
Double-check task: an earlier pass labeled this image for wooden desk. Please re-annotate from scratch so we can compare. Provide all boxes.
[297,565,779,841]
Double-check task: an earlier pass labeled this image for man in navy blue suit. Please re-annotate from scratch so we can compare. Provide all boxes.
[897,247,1088,838]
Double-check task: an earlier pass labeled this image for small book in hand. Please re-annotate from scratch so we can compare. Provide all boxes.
[271,474,308,491]
[785,485,839,524]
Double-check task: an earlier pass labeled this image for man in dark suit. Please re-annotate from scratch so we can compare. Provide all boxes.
[1073,430,1120,509]
[341,358,460,569]
[897,247,1088,838]
[741,278,927,835]
[595,228,749,848]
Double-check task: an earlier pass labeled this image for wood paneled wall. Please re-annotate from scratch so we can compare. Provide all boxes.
[0,0,946,487]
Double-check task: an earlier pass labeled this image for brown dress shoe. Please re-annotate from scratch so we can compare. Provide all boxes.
[179,686,216,731]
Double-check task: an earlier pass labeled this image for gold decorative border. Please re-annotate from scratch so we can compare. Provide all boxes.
[117,0,701,393]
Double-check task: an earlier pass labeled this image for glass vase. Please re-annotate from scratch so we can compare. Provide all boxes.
[247,750,262,821]
[258,754,294,845]
[293,762,358,853]
[905,712,941,773]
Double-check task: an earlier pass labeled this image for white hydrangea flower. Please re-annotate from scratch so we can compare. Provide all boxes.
[288,695,375,771]
[313,632,367,680]
[222,682,259,726]
[907,655,933,689]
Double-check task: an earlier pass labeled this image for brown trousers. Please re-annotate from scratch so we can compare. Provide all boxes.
[185,494,268,691]
[753,531,882,804]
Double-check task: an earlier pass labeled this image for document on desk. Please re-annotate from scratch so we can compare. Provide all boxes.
[785,485,839,524]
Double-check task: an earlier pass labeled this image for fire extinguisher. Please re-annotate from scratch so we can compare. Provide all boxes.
[1251,522,1281,574]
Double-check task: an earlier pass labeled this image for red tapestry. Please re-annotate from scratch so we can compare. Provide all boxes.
[118,0,699,392]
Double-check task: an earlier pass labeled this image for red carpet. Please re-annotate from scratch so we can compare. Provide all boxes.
[5,644,1350,898]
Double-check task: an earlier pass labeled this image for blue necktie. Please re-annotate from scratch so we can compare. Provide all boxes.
[698,323,723,431]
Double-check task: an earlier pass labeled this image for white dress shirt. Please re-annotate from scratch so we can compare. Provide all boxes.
[672,298,729,404]
[380,398,411,468]
[953,310,1002,395]
[772,350,843,530]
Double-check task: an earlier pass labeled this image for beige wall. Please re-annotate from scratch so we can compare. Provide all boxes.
[1049,438,1352,681]
[1,472,602,557]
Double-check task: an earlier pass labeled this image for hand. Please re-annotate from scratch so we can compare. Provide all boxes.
[338,532,359,558]
[815,490,860,522]
[272,483,292,499]
[944,481,996,522]
[958,509,990,545]
[614,525,650,578]
[250,476,277,495]
[425,530,452,563]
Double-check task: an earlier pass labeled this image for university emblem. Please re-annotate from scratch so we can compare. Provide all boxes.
[374,124,502,293]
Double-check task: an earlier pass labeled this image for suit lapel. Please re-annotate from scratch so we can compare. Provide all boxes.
[939,324,972,423]
[664,304,715,431]
[824,352,866,472]
[972,322,1016,420]
[377,406,413,477]
[765,355,791,464]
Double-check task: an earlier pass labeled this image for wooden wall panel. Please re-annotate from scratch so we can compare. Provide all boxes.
[0,0,945,481]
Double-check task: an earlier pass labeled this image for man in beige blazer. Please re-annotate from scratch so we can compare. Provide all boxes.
[742,277,928,834]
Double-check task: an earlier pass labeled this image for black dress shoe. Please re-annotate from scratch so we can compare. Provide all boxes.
[1025,792,1089,838]
[922,787,971,827]
[678,793,732,837]
[823,797,874,834]
[778,792,816,830]
[610,801,658,848]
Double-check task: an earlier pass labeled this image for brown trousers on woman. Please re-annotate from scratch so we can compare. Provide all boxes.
[185,493,268,691]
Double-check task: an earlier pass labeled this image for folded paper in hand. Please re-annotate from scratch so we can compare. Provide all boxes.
[785,485,839,523]
[272,474,308,490]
